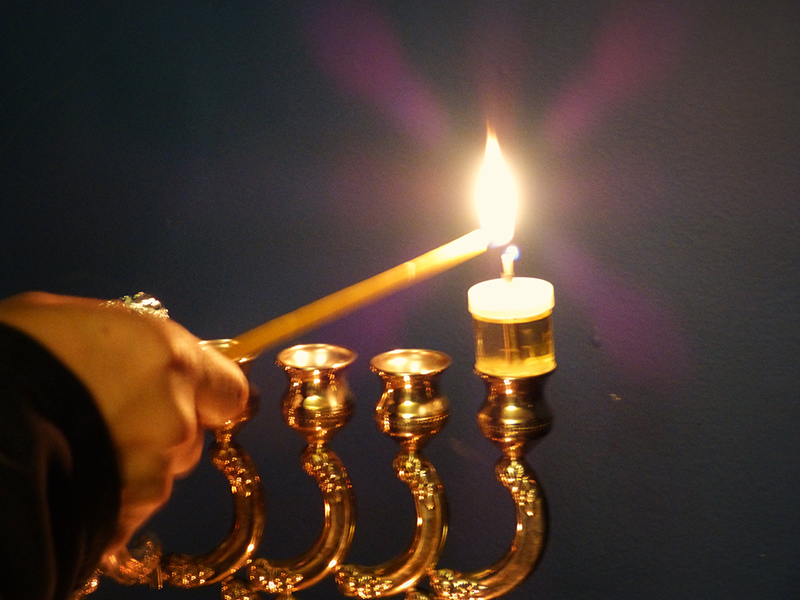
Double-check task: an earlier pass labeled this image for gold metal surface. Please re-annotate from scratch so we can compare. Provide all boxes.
[276,344,357,445]
[163,432,265,587]
[336,350,450,598]
[100,535,163,588]
[98,416,265,590]
[165,341,265,587]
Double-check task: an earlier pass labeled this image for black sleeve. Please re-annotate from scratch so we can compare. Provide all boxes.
[0,323,121,600]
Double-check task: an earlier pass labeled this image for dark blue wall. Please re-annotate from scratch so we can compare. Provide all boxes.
[2,2,798,599]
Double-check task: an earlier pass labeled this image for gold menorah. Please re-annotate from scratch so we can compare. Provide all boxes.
[77,264,556,600]
[76,334,552,600]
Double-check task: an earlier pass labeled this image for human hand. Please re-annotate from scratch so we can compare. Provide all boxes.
[0,292,249,559]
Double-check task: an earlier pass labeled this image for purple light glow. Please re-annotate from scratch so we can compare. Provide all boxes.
[304,0,448,147]
[551,238,693,388]
[544,2,689,153]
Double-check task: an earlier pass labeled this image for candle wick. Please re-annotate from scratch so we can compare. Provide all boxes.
[502,264,514,282]
[501,245,518,281]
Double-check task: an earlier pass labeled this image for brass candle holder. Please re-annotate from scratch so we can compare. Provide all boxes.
[336,349,449,599]
[72,127,549,599]
[244,343,358,598]
[427,372,551,600]
[423,266,555,599]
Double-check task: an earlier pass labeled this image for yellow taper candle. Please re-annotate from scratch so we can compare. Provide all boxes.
[221,229,490,361]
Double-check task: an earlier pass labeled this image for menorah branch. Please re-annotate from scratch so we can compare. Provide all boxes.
[428,373,552,600]
[336,449,447,598]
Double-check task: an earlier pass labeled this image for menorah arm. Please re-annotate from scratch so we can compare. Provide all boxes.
[336,450,447,599]
[428,457,547,600]
[428,370,552,600]
[99,434,265,590]
[162,436,266,587]
[248,444,356,595]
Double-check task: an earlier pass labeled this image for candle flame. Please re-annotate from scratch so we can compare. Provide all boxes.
[503,245,520,262]
[476,128,517,246]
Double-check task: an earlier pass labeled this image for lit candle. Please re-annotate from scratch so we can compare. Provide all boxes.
[220,129,516,362]
[468,248,556,378]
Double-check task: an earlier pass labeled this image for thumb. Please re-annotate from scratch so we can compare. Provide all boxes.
[192,341,250,429]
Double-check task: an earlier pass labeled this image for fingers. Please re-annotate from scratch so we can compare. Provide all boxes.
[1,291,250,436]
[111,425,203,545]
[170,427,205,478]
[109,451,175,555]
[192,341,250,429]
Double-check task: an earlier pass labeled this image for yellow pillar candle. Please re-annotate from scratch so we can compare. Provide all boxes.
[468,252,555,378]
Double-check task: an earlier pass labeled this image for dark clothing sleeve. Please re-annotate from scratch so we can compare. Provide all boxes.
[0,323,121,600]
